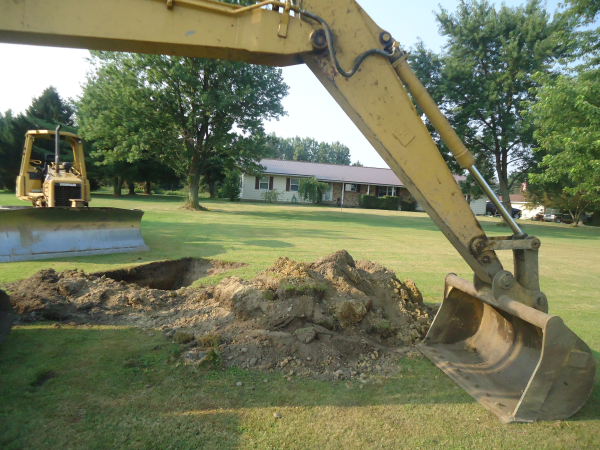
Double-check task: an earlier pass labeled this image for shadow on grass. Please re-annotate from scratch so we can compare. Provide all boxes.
[92,193,187,203]
[569,348,600,422]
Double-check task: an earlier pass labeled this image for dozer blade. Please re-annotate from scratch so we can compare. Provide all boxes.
[417,274,596,423]
[0,289,13,345]
[0,207,149,263]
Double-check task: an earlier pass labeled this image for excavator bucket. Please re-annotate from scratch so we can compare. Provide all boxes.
[418,274,596,423]
[0,289,12,346]
[0,207,149,263]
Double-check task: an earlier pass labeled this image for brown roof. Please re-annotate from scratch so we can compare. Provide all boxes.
[260,159,465,186]
[500,194,525,203]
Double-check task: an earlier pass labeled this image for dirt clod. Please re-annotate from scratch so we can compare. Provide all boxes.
[5,251,436,380]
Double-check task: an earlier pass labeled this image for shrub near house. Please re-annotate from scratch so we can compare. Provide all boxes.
[360,195,400,211]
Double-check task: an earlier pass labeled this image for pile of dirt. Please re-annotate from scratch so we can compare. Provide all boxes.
[5,251,436,380]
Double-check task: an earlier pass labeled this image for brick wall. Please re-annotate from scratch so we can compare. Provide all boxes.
[332,182,361,208]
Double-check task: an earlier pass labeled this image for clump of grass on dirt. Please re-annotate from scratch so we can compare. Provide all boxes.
[173,331,194,344]
[197,333,221,348]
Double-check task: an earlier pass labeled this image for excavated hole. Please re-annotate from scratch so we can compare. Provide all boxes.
[93,258,247,290]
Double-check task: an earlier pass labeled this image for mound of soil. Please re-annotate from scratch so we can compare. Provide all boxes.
[5,251,436,380]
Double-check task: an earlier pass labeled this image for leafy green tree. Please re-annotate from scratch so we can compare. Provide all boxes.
[268,135,352,165]
[411,0,576,213]
[529,72,600,225]
[298,177,330,204]
[217,171,241,201]
[78,51,287,209]
[0,110,21,190]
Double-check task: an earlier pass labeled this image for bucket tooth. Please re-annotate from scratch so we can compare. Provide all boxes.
[418,274,596,423]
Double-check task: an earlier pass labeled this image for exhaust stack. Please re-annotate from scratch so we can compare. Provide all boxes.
[54,124,61,169]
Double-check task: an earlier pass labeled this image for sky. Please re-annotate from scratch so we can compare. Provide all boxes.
[0,0,563,168]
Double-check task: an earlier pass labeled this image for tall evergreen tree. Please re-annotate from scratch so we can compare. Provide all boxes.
[26,86,75,126]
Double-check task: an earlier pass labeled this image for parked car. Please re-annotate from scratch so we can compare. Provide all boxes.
[544,212,579,224]
[486,202,522,219]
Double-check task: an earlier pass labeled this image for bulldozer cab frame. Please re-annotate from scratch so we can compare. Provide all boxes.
[16,129,90,207]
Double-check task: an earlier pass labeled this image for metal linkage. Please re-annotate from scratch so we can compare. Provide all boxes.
[302,10,394,78]
[166,0,300,15]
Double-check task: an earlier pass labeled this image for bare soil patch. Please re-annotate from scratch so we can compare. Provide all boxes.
[5,251,436,380]
[93,258,247,290]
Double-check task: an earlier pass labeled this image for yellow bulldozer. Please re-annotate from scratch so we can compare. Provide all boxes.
[0,126,149,263]
[0,0,595,424]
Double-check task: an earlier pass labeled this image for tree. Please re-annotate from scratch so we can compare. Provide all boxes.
[26,87,75,126]
[411,0,576,214]
[0,110,21,190]
[268,135,352,165]
[217,171,241,201]
[528,72,600,225]
[298,177,330,204]
[78,51,287,209]
[0,87,78,191]
[562,0,600,70]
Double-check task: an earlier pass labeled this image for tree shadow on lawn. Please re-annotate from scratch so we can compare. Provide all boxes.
[91,193,187,203]
[220,208,440,232]
[143,219,363,248]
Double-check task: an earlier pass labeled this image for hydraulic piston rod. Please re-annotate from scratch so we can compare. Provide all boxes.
[390,52,524,238]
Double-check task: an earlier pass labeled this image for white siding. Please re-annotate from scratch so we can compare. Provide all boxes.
[240,174,313,203]
[469,197,487,215]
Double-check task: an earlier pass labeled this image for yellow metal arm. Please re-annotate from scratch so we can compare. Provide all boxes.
[0,0,502,282]
[0,0,313,66]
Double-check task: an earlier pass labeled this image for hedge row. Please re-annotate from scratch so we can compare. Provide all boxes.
[359,195,416,211]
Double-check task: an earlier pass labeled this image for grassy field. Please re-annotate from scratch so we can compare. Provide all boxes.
[1,190,599,449]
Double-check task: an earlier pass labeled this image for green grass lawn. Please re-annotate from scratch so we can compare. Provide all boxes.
[1,191,599,449]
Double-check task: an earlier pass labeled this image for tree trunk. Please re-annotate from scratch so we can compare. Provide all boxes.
[127,181,136,195]
[188,174,200,209]
[113,177,123,197]
[209,181,216,198]
[144,181,151,195]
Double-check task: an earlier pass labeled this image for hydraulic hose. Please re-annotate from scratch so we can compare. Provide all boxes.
[300,10,393,78]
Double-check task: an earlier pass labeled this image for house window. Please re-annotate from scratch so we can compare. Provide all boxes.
[259,177,270,190]
[290,178,299,192]
[377,186,395,197]
[345,183,357,192]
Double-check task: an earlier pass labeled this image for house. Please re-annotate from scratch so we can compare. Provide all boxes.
[502,194,544,219]
[240,159,481,213]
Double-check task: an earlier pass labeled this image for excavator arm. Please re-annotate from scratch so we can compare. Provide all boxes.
[0,0,594,423]
[0,0,503,282]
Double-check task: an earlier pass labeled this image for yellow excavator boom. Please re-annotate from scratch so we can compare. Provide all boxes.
[0,0,594,422]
